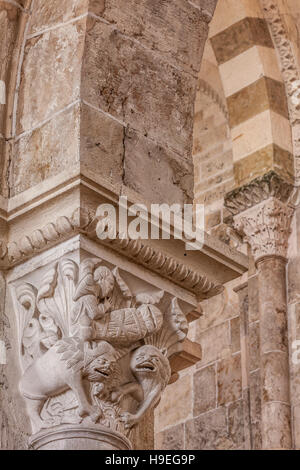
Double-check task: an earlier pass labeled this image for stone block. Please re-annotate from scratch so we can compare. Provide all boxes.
[195,322,231,366]
[217,354,242,405]
[17,20,85,134]
[155,423,184,450]
[88,0,209,73]
[29,0,88,35]
[185,407,229,450]
[200,150,233,180]
[227,78,288,129]
[261,352,290,404]
[228,400,245,449]
[123,128,193,204]
[80,102,124,185]
[0,3,19,135]
[211,17,273,65]
[11,104,80,195]
[249,370,262,449]
[249,321,260,372]
[193,364,216,416]
[261,402,291,449]
[248,275,259,323]
[230,317,241,353]
[155,374,192,430]
[81,17,196,156]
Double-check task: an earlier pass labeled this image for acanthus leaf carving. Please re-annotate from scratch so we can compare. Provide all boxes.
[234,197,294,262]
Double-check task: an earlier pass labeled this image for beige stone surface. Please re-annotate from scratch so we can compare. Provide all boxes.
[185,407,229,450]
[249,322,260,372]
[209,0,263,37]
[219,46,283,98]
[123,128,193,204]
[261,352,290,404]
[17,19,85,134]
[155,423,184,450]
[155,374,192,431]
[193,365,216,416]
[81,17,196,157]
[230,317,241,353]
[262,402,292,449]
[196,322,231,366]
[2,0,300,452]
[11,104,80,195]
[0,3,19,135]
[89,0,209,73]
[231,110,293,162]
[29,0,88,35]
[80,102,124,186]
[217,354,242,405]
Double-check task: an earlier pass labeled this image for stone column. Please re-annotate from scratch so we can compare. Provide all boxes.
[234,197,294,449]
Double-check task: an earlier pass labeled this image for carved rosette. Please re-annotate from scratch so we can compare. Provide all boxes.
[234,198,294,262]
[11,254,192,448]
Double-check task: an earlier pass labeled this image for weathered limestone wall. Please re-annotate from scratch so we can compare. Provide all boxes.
[0,1,21,197]
[0,0,224,450]
[155,278,251,450]
[81,0,210,204]
[3,0,217,206]
[2,0,300,451]
[155,0,300,451]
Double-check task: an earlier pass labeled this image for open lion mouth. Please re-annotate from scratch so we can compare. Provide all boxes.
[136,362,155,372]
[94,368,109,377]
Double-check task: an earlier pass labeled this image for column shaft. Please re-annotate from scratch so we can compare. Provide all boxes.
[257,257,291,449]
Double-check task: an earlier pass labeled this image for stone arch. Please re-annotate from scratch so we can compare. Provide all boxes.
[192,0,299,232]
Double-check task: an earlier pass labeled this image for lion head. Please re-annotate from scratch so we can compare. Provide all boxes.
[83,341,118,383]
[130,345,171,390]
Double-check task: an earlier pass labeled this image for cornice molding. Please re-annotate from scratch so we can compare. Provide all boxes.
[225,171,294,216]
[0,208,223,300]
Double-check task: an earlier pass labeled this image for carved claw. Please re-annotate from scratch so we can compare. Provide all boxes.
[120,412,139,429]
[78,405,102,423]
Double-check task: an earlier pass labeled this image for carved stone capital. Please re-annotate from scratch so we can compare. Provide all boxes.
[234,197,294,262]
[8,241,201,449]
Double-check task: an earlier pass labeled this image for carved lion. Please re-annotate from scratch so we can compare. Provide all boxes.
[19,339,118,433]
[118,345,171,429]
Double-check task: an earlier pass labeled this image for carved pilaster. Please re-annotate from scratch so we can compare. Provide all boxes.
[234,198,294,263]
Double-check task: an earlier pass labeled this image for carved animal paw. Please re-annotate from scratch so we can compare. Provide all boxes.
[120,412,139,429]
[78,405,102,423]
[111,390,123,404]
